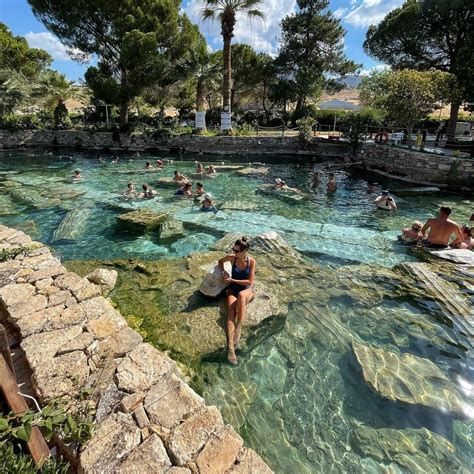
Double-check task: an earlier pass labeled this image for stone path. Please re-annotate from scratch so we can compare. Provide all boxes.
[0,225,272,473]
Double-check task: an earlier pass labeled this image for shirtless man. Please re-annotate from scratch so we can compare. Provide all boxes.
[421,206,463,248]
[327,173,337,192]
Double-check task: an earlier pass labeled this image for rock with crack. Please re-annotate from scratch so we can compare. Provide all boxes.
[352,341,466,418]
[228,447,273,474]
[235,167,269,177]
[116,433,172,473]
[79,413,141,473]
[158,219,186,244]
[166,405,224,466]
[86,268,118,296]
[115,342,176,393]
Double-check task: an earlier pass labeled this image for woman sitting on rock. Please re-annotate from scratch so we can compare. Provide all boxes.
[454,226,474,250]
[218,237,255,365]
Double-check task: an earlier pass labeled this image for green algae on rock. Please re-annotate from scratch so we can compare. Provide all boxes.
[117,209,168,233]
[352,341,466,418]
[351,425,467,472]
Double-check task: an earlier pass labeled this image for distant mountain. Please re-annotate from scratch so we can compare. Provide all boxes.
[337,74,362,89]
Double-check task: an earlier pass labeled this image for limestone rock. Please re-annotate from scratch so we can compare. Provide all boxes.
[229,448,273,474]
[21,325,83,370]
[97,327,142,358]
[155,177,184,188]
[352,341,465,417]
[79,413,141,473]
[351,425,466,473]
[166,406,224,466]
[33,351,89,402]
[86,268,118,296]
[0,282,35,308]
[57,332,94,355]
[8,293,48,321]
[195,425,243,473]
[144,374,204,430]
[158,219,185,244]
[429,248,474,265]
[235,167,269,177]
[117,209,168,233]
[167,468,191,474]
[121,392,145,413]
[95,383,125,423]
[133,404,149,429]
[81,296,121,320]
[198,261,231,297]
[86,311,128,339]
[117,433,172,473]
[26,264,67,283]
[115,343,175,393]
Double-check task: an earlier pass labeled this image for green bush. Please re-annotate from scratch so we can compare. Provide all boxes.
[234,123,255,136]
[0,114,40,130]
[297,116,316,147]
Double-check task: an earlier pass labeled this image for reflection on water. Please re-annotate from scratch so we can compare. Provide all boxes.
[1,150,473,472]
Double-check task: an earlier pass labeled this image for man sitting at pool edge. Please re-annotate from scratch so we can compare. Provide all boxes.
[421,205,463,248]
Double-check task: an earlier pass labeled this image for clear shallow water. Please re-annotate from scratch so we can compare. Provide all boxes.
[1,150,473,472]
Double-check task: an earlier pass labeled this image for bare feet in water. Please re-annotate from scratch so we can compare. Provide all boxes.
[227,346,238,365]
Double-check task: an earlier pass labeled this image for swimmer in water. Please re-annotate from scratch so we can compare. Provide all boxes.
[175,182,192,197]
[327,173,337,192]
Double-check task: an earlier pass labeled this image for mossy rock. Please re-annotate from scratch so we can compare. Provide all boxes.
[116,209,168,233]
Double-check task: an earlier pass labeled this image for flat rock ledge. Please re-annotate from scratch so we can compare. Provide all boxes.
[0,225,272,474]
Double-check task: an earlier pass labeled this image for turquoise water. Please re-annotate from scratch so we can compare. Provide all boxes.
[1,149,473,472]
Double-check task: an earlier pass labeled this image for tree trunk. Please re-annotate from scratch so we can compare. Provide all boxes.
[446,101,460,144]
[196,79,205,112]
[119,67,129,128]
[120,101,129,128]
[407,125,413,150]
[222,34,232,112]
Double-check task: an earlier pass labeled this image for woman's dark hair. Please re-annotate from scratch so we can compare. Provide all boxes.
[145,161,150,166]
[184,183,192,189]
[197,182,203,187]
[142,184,148,191]
[235,236,250,252]
[174,170,178,174]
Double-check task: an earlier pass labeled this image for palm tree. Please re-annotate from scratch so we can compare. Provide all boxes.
[200,0,264,130]
[177,44,221,130]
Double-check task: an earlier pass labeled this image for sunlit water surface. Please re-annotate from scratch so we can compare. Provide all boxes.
[0,150,472,472]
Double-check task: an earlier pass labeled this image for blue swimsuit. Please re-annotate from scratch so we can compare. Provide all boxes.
[229,257,251,296]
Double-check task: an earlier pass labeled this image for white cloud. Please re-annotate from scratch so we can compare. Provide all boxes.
[333,7,347,19]
[344,0,404,28]
[25,31,83,61]
[182,0,297,55]
[359,64,390,76]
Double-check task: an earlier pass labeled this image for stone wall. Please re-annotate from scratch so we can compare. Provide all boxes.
[0,225,272,474]
[0,129,350,157]
[361,144,474,190]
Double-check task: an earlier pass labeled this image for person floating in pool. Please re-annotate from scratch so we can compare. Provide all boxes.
[273,178,304,195]
[400,221,423,243]
[454,226,474,250]
[327,173,337,192]
[195,182,205,196]
[96,154,105,163]
[207,165,217,175]
[201,193,217,213]
[111,156,119,164]
[124,182,136,198]
[173,170,187,182]
[218,236,255,365]
[196,163,204,174]
[145,161,152,169]
[175,182,192,197]
[156,159,163,168]
[374,190,397,210]
[138,183,157,199]
[421,205,463,249]
[72,169,82,181]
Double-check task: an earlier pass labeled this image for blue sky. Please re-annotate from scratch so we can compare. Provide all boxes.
[1,0,403,81]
